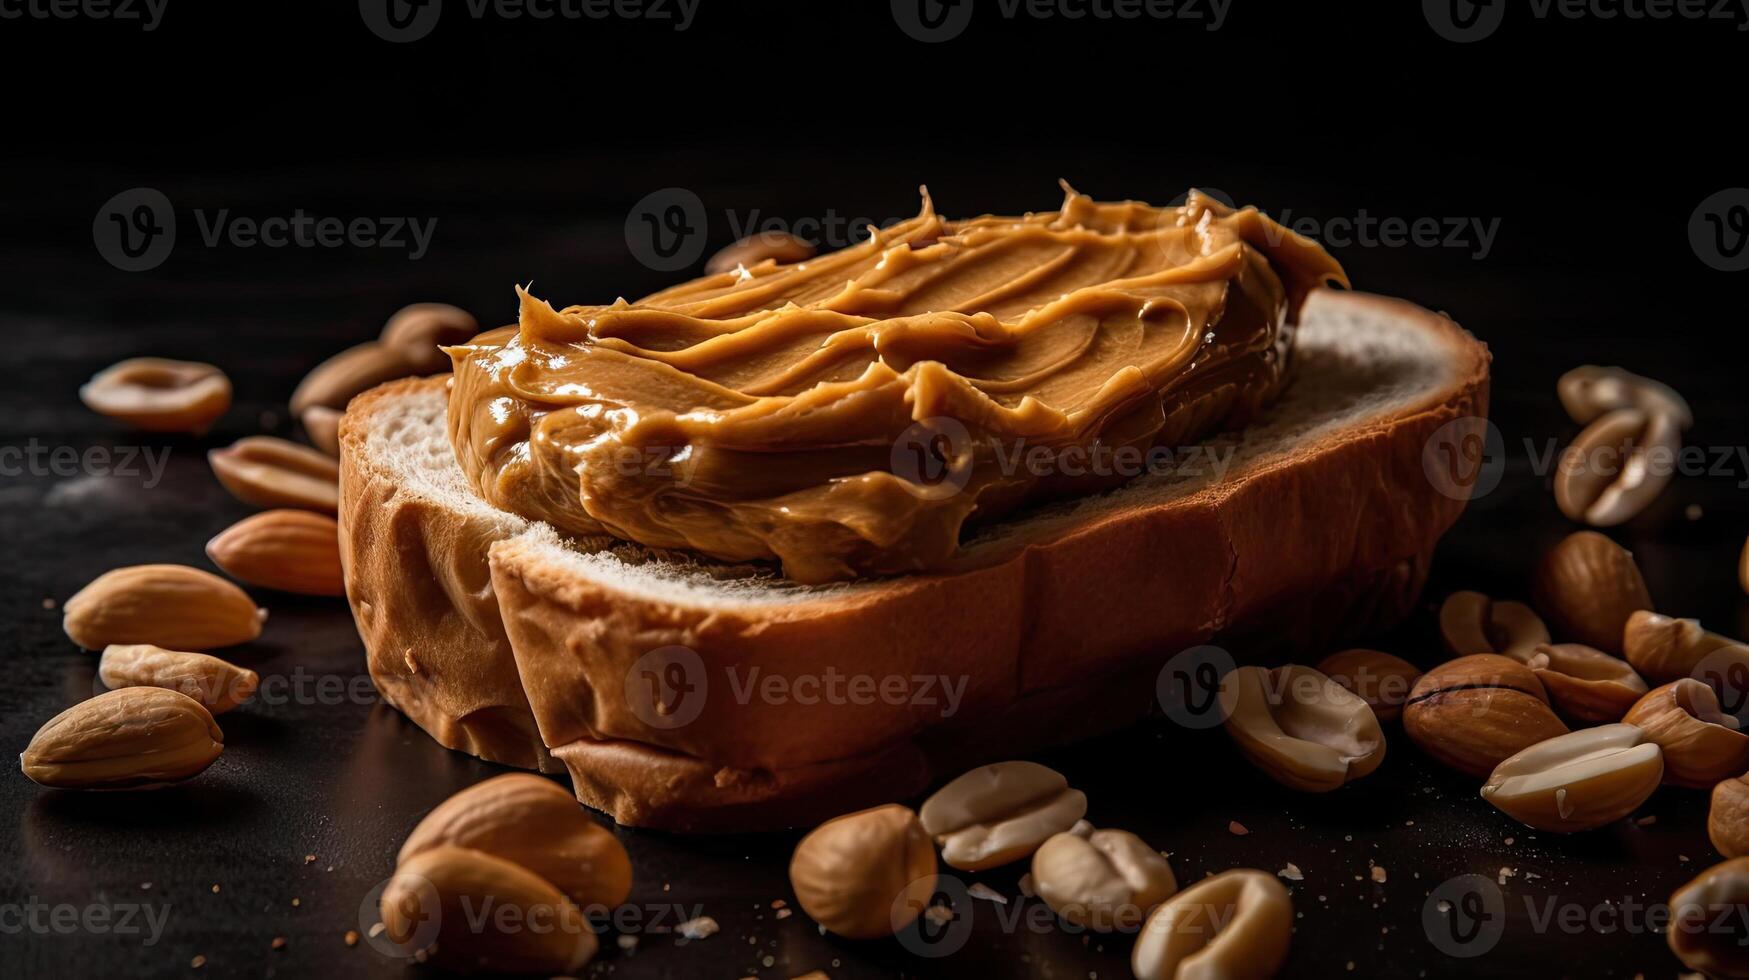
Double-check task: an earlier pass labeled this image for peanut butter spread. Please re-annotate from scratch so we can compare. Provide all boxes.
[447,188,1347,583]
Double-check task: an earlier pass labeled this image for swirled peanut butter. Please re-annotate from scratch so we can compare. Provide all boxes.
[448,188,1347,583]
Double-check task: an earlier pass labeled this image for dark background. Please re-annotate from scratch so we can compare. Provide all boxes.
[3,1,1748,977]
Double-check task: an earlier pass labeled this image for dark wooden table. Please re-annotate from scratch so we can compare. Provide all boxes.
[4,5,1748,978]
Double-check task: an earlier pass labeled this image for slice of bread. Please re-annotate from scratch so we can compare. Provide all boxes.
[339,289,1489,830]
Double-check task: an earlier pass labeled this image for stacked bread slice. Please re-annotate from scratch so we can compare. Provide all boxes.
[338,289,1490,831]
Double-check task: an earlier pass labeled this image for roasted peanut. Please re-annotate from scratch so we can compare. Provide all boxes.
[1554,407,1682,527]
[1527,643,1647,724]
[1623,679,1749,789]
[1668,856,1749,978]
[399,773,632,911]
[1031,826,1175,931]
[1623,611,1749,697]
[1479,724,1662,832]
[1132,869,1291,980]
[1219,665,1385,792]
[1437,592,1550,662]
[98,644,259,714]
[301,405,342,456]
[206,509,345,597]
[1314,649,1421,723]
[788,804,937,939]
[380,303,479,373]
[382,844,596,974]
[919,761,1087,871]
[1531,530,1654,654]
[289,341,417,416]
[704,231,816,276]
[63,564,264,651]
[1402,655,1570,778]
[209,435,339,513]
[79,357,231,434]
[1709,774,1749,858]
[21,688,223,789]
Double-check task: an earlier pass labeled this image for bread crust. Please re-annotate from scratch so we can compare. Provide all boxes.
[340,290,1490,830]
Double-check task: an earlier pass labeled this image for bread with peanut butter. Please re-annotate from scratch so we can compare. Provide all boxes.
[338,190,1490,830]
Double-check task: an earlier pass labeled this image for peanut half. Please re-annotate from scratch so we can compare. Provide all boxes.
[380,303,479,373]
[1623,611,1749,693]
[919,761,1087,871]
[1314,649,1421,723]
[206,509,345,597]
[21,688,223,789]
[63,564,264,651]
[1527,643,1648,724]
[1622,679,1749,789]
[301,405,342,457]
[1219,665,1385,792]
[209,435,339,513]
[1479,724,1662,832]
[289,341,417,417]
[79,357,231,434]
[1531,530,1654,654]
[789,804,936,939]
[382,844,596,974]
[98,644,259,714]
[1437,592,1550,663]
[1132,869,1291,980]
[1031,826,1176,932]
[1668,856,1749,978]
[705,231,817,277]
[398,773,631,911]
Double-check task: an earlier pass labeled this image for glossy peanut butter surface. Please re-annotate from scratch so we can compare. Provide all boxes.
[447,189,1347,582]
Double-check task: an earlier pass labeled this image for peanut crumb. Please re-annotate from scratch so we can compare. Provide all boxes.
[677,916,719,940]
[344,930,359,947]
[1636,815,1657,827]
[291,897,300,907]
[190,955,206,969]
[304,854,317,864]
[1228,821,1250,836]
[1370,866,1387,884]
[368,922,386,938]
[41,598,56,610]
[776,908,792,919]
[968,883,1007,904]
[1278,863,1304,881]
[271,937,287,951]
[211,884,220,893]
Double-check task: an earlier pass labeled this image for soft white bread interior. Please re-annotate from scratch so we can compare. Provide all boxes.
[338,289,1489,830]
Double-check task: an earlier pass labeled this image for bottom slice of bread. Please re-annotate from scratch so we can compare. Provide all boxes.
[338,289,1490,831]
